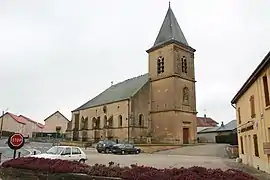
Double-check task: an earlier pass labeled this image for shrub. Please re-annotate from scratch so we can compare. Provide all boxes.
[1,157,258,180]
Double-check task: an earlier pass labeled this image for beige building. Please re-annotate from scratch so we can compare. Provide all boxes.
[43,111,70,134]
[231,51,270,172]
[0,112,26,136]
[19,115,44,137]
[70,4,197,144]
[0,112,44,137]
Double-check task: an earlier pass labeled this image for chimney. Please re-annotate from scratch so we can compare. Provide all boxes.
[111,81,114,86]
[221,121,224,127]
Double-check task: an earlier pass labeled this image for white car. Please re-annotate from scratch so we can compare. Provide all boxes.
[31,146,87,163]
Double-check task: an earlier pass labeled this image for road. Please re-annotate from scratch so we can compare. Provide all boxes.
[83,143,231,169]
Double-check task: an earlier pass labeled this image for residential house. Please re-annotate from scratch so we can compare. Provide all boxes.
[42,111,70,136]
[70,4,197,144]
[197,114,218,133]
[231,51,270,172]
[0,112,26,136]
[197,120,237,143]
[19,115,44,138]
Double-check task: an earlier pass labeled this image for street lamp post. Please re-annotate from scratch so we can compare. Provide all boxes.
[0,108,8,139]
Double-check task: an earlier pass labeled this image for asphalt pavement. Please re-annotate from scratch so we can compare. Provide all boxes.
[0,138,54,163]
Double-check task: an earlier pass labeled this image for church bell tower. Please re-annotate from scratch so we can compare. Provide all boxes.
[147,3,197,144]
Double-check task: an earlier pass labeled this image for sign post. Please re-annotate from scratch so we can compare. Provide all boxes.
[7,133,25,159]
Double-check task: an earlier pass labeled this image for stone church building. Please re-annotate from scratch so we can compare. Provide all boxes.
[68,4,197,144]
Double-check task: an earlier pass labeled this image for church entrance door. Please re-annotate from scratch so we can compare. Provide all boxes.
[183,128,189,144]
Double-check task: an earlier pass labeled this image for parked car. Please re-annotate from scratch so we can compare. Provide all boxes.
[96,140,117,153]
[31,146,87,163]
[111,143,141,155]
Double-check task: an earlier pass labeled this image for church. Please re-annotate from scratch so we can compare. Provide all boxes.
[68,4,197,144]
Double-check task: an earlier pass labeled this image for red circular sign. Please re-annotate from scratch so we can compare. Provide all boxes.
[8,133,25,150]
[10,133,23,147]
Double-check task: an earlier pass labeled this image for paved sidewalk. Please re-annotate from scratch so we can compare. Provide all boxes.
[225,160,270,180]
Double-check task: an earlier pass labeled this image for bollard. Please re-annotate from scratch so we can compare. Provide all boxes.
[33,151,36,155]
[18,152,21,158]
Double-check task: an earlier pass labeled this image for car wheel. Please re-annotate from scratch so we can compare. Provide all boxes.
[105,148,110,154]
[121,150,125,155]
[97,150,102,153]
[79,159,85,164]
[136,150,140,154]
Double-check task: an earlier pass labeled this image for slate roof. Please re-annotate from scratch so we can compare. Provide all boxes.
[154,4,188,47]
[198,127,220,133]
[198,120,237,134]
[147,3,195,53]
[217,120,237,132]
[72,74,149,112]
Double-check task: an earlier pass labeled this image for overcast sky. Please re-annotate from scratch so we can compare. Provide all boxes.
[0,0,269,124]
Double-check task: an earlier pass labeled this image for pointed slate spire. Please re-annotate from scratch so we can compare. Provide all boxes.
[147,3,194,52]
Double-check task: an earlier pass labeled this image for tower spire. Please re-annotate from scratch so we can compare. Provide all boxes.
[147,3,195,53]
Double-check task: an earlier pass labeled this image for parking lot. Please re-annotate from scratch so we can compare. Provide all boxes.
[84,148,232,170]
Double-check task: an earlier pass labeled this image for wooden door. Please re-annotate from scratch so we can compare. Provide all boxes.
[183,128,189,144]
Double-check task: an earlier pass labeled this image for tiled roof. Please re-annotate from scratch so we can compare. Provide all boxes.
[5,112,25,124]
[73,74,148,112]
[37,123,45,128]
[197,116,218,127]
[19,115,44,128]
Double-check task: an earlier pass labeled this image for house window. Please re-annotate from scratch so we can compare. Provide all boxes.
[263,75,270,107]
[181,56,187,73]
[238,107,241,124]
[240,136,244,154]
[139,114,144,126]
[118,115,122,127]
[250,95,256,118]
[253,134,259,157]
[157,56,164,74]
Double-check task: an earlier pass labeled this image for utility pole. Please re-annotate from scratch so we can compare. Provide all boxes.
[0,110,4,139]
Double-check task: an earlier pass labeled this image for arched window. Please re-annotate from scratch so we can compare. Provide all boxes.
[183,87,189,104]
[92,117,96,129]
[139,114,144,126]
[84,117,88,130]
[104,115,107,128]
[118,115,123,127]
[108,115,113,127]
[80,117,85,130]
[181,56,187,73]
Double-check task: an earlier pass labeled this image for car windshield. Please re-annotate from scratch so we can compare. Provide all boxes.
[46,146,64,155]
